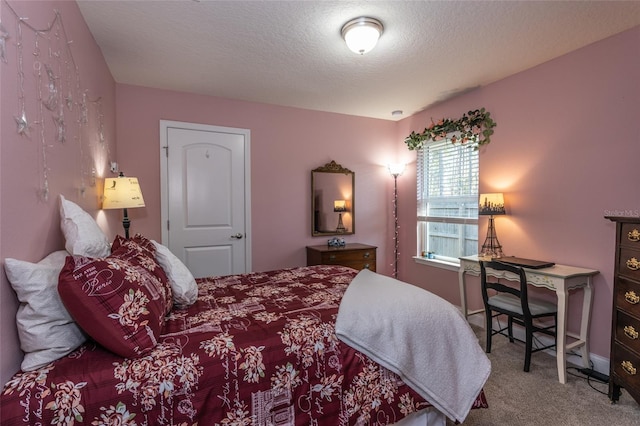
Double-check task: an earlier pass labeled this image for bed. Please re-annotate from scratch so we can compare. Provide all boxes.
[1,197,489,425]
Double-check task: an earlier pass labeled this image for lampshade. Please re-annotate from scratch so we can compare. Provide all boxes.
[479,193,506,216]
[341,17,383,55]
[103,175,145,210]
[334,200,347,212]
[388,163,406,177]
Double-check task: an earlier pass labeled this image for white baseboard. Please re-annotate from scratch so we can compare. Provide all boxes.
[466,312,610,376]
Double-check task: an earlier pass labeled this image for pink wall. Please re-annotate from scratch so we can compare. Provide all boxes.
[115,85,398,273]
[397,26,640,361]
[0,0,116,384]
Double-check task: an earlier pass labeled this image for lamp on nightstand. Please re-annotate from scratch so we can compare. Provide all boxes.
[334,200,347,233]
[103,172,145,239]
[479,192,506,259]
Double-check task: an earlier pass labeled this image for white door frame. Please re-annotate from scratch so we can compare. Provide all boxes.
[159,120,252,272]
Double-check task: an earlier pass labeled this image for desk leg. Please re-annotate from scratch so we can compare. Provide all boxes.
[556,288,569,384]
[458,267,468,318]
[578,280,594,369]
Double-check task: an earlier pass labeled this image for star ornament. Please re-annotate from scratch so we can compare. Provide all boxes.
[15,111,30,137]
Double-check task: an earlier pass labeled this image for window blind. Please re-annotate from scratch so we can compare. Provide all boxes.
[417,139,479,221]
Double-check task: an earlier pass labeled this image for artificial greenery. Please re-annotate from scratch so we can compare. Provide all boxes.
[404,107,496,151]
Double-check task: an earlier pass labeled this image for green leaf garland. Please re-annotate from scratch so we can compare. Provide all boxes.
[405,108,496,151]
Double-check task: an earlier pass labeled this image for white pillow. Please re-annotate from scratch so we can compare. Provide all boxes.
[59,194,110,258]
[151,240,198,307]
[5,251,87,371]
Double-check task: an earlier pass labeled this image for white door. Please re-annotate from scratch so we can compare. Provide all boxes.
[160,121,251,278]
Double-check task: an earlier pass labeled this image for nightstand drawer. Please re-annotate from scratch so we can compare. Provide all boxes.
[306,243,377,272]
[335,259,375,271]
[322,249,375,263]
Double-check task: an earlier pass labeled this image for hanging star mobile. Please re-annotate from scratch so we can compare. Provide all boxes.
[0,21,8,63]
[15,111,30,137]
[52,112,66,143]
[43,64,59,111]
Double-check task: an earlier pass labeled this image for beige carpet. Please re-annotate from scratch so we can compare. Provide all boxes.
[450,326,640,425]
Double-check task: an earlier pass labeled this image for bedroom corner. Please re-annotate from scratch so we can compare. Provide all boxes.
[0,0,117,384]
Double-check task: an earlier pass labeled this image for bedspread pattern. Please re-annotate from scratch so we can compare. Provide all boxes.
[2,265,487,425]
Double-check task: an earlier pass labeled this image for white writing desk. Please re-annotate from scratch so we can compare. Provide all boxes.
[458,255,599,384]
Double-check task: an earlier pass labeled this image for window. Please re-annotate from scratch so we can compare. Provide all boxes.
[417,139,479,263]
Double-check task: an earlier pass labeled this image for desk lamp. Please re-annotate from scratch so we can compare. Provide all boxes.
[103,172,145,238]
[334,200,347,233]
[479,192,505,259]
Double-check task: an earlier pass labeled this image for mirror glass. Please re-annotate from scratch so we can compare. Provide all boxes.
[311,161,355,236]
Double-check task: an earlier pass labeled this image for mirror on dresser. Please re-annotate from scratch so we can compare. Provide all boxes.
[311,161,355,236]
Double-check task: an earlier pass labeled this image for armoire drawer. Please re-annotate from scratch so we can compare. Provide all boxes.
[615,310,640,355]
[612,344,640,394]
[621,223,640,248]
[619,247,640,282]
[615,277,640,318]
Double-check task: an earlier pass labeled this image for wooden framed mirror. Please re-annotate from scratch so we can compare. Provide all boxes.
[311,160,355,236]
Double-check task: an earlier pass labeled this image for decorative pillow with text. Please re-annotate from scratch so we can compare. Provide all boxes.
[112,234,173,315]
[58,239,170,358]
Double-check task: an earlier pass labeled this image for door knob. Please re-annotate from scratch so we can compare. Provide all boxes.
[231,233,243,239]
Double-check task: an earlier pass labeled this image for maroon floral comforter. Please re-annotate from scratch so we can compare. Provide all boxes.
[2,265,487,425]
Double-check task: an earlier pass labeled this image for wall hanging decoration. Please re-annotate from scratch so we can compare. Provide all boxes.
[0,21,8,63]
[3,2,109,201]
[93,97,106,146]
[43,64,58,112]
[404,108,496,151]
[13,12,29,138]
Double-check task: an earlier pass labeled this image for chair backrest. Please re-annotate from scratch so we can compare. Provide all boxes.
[480,260,532,317]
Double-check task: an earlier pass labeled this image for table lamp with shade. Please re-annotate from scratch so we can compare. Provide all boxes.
[334,199,347,233]
[479,192,506,259]
[102,172,145,239]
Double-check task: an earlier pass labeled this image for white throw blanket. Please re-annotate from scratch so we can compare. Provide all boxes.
[335,269,490,423]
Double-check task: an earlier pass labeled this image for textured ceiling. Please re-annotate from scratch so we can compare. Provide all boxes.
[77,1,640,121]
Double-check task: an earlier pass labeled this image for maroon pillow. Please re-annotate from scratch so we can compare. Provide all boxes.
[112,234,173,315]
[112,233,156,258]
[58,237,171,358]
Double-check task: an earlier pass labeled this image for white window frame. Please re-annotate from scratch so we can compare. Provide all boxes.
[414,138,479,269]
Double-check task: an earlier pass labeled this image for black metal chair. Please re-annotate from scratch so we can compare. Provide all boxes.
[480,260,557,372]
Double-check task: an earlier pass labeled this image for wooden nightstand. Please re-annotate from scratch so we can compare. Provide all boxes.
[306,243,377,271]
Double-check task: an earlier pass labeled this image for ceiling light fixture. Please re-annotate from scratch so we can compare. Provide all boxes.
[341,17,383,55]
